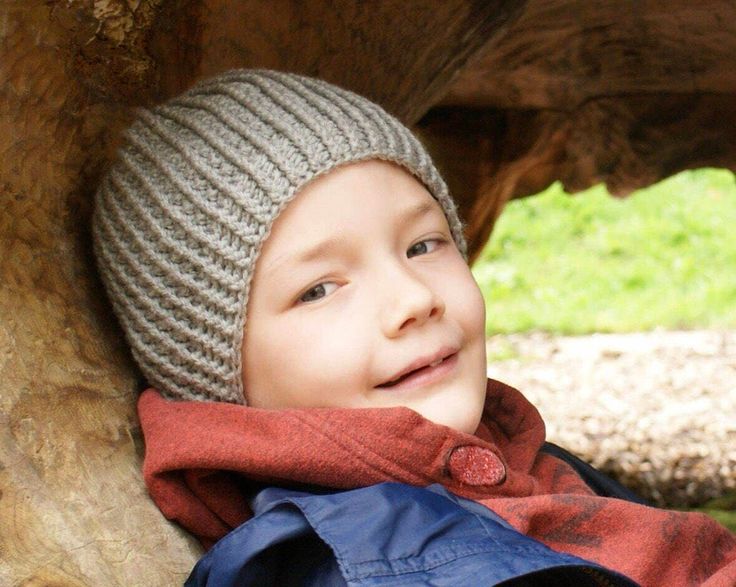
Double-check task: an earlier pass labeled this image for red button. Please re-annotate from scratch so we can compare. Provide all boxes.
[447,445,506,486]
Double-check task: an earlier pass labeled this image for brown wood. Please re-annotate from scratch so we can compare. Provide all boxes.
[424,0,736,258]
[1,3,203,583]
[148,0,525,123]
[446,1,736,110]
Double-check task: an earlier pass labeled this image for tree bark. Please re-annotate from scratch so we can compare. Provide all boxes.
[426,0,736,260]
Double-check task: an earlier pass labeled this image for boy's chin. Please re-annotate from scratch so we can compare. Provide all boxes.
[444,414,483,435]
[415,379,488,434]
[421,404,485,435]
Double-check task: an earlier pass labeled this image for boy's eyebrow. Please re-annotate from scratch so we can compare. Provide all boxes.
[264,200,440,276]
[400,200,439,225]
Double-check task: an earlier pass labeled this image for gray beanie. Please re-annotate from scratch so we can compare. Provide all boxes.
[92,69,466,404]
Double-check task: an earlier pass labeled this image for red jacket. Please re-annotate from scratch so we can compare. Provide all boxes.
[139,378,736,586]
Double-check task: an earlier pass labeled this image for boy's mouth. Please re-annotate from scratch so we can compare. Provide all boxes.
[376,347,459,388]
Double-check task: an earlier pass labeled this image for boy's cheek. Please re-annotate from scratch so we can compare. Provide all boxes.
[461,272,487,328]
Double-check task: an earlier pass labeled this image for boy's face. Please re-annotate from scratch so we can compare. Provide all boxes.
[241,160,488,434]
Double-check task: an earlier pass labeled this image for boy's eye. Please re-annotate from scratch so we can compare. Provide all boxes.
[298,281,339,304]
[407,238,444,258]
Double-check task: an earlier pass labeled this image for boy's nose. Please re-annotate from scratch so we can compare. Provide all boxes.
[380,264,445,338]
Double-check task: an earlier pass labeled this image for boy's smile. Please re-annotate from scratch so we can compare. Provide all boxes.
[241,160,488,434]
[375,345,459,390]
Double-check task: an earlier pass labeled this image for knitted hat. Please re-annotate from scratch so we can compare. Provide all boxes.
[92,69,467,404]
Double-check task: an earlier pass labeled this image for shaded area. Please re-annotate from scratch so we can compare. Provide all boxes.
[420,1,736,259]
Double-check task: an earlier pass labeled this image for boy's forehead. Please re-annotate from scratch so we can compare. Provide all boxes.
[269,199,442,267]
[258,193,448,286]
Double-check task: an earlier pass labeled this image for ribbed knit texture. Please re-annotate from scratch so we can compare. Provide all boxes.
[92,69,467,404]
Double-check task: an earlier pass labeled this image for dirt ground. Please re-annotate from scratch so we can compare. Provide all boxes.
[485,330,736,507]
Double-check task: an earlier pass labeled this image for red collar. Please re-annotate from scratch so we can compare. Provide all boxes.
[138,379,545,544]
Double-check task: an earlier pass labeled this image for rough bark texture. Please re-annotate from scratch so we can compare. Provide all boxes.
[1,3,202,585]
[2,1,735,583]
[424,0,736,259]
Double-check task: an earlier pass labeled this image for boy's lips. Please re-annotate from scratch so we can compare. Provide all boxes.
[376,346,460,389]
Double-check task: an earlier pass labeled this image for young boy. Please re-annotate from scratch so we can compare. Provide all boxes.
[92,70,736,586]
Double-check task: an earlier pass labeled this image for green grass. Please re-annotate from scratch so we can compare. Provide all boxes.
[696,509,736,533]
[472,168,736,335]
[685,491,736,533]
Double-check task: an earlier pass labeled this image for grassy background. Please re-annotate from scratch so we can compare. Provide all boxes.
[472,168,736,531]
[472,168,736,335]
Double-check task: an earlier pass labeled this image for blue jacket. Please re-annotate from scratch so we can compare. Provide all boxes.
[186,482,639,586]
